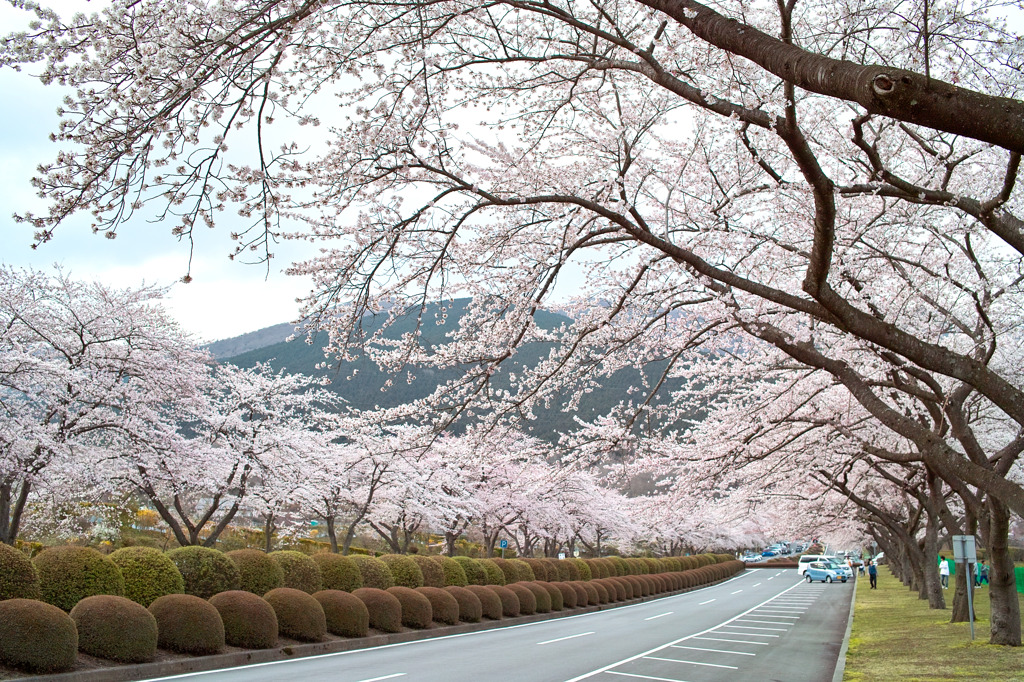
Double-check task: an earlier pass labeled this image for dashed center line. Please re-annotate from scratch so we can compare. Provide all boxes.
[699,599,716,605]
[537,632,594,645]
[753,582,762,587]
[357,675,406,682]
[644,612,673,621]
[730,590,743,594]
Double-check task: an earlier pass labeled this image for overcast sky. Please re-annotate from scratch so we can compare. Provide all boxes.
[1,1,315,343]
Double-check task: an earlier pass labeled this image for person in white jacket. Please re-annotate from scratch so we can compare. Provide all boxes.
[939,556,950,589]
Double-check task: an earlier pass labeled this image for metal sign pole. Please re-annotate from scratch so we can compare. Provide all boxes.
[956,535,975,641]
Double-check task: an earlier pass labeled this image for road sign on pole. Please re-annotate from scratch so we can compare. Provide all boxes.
[952,535,977,640]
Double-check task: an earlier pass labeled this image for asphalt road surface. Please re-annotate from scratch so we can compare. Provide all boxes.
[149,570,854,682]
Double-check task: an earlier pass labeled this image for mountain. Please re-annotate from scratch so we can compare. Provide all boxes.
[219,300,691,440]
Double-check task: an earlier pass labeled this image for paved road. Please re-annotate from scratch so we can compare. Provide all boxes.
[150,570,853,682]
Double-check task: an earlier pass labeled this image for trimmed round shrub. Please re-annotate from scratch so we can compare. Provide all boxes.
[539,581,563,610]
[166,546,240,600]
[522,558,550,581]
[607,556,629,577]
[643,558,662,574]
[433,556,469,587]
[225,549,283,596]
[0,542,40,601]
[590,580,610,604]
[551,581,577,608]
[209,590,278,649]
[486,585,520,617]
[71,595,157,663]
[453,556,487,585]
[313,590,369,637]
[567,558,592,581]
[353,587,402,633]
[465,585,503,620]
[34,545,125,611]
[269,551,323,594]
[508,559,536,582]
[379,554,424,589]
[110,547,184,607]
[386,586,432,629]
[312,553,363,592]
[416,586,460,625]
[505,583,536,615]
[149,593,224,655]
[569,581,589,607]
[541,559,562,581]
[444,586,482,622]
[521,582,551,613]
[585,559,609,579]
[413,556,445,587]
[0,599,77,673]
[477,558,506,585]
[600,578,625,601]
[264,587,327,642]
[578,581,600,605]
[349,555,394,590]
[560,559,580,581]
[610,576,634,599]
[489,557,515,584]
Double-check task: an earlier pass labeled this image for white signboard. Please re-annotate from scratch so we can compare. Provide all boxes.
[952,535,977,564]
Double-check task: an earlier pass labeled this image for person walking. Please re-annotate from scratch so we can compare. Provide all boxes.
[868,560,878,589]
[939,556,950,589]
[979,560,989,586]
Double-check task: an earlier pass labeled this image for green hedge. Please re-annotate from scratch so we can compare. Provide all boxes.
[349,555,394,590]
[453,556,487,585]
[269,551,323,594]
[0,599,78,673]
[313,553,363,592]
[166,546,240,600]
[34,546,125,611]
[379,554,424,588]
[0,543,40,601]
[209,590,279,649]
[70,595,158,663]
[226,549,283,596]
[433,556,469,587]
[110,547,185,607]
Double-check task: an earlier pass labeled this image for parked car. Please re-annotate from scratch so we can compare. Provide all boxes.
[804,561,847,583]
[761,549,777,557]
[797,554,829,576]
[827,560,854,580]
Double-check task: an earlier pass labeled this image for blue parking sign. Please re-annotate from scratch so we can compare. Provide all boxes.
[499,539,508,549]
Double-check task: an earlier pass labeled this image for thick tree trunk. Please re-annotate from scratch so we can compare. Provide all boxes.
[983,499,1021,645]
[326,516,338,553]
[922,511,945,609]
[0,480,31,546]
[263,514,276,554]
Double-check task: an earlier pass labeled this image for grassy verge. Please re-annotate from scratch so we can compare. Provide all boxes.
[843,568,1024,680]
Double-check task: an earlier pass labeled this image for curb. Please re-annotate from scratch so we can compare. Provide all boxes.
[832,575,858,682]
[22,578,737,682]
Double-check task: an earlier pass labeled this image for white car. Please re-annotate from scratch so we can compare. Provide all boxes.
[798,554,829,576]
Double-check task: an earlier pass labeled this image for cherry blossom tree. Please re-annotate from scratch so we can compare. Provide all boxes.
[0,265,207,545]
[4,0,1024,643]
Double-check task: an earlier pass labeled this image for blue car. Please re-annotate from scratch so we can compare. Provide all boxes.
[804,561,847,583]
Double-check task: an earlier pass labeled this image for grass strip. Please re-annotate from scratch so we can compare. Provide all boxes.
[843,568,1024,680]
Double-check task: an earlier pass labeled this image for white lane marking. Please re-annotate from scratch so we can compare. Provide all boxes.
[715,630,780,638]
[606,672,687,682]
[357,676,407,682]
[645,612,673,621]
[563,581,804,681]
[538,631,595,645]
[645,656,738,669]
[671,645,756,656]
[730,590,743,594]
[753,582,762,587]
[767,576,774,580]
[725,625,788,631]
[695,636,769,646]
[699,599,716,605]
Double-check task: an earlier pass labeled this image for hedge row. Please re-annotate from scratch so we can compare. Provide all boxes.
[2,544,735,619]
[0,558,745,673]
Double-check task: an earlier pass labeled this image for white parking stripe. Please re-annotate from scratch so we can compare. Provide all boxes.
[735,619,794,625]
[694,637,770,646]
[725,625,788,631]
[644,656,738,670]
[671,645,756,656]
[714,631,780,638]
[606,672,688,682]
